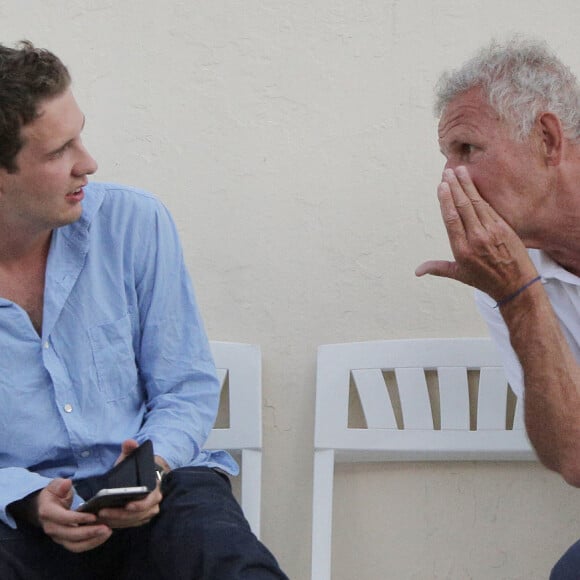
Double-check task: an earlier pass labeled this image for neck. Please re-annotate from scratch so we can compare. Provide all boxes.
[533,215,580,276]
[544,246,580,278]
[523,154,580,276]
[0,228,52,266]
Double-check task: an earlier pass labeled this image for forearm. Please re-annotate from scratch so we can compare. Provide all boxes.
[501,283,580,483]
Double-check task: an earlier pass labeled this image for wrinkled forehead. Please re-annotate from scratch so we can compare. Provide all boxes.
[437,93,518,158]
[438,89,502,134]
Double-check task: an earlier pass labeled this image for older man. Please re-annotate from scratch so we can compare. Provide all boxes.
[416,37,580,579]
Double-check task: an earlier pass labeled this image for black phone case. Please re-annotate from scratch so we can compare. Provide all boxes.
[75,440,157,501]
[106,439,156,491]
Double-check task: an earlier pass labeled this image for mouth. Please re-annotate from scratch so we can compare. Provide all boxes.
[66,187,85,202]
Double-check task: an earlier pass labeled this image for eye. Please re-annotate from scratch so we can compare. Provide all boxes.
[459,143,474,158]
[49,142,72,160]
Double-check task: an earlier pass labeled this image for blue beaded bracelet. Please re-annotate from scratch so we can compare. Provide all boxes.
[494,275,542,308]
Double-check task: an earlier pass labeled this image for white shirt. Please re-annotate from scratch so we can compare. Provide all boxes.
[475,249,580,397]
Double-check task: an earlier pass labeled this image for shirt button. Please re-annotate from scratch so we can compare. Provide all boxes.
[64,403,73,413]
[81,450,90,458]
[43,341,49,349]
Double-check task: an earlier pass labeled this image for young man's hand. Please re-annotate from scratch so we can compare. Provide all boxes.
[93,438,163,529]
[18,478,112,553]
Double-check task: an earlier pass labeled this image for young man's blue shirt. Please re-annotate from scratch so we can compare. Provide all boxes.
[0,182,237,527]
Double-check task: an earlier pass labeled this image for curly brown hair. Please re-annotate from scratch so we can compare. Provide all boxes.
[0,40,71,172]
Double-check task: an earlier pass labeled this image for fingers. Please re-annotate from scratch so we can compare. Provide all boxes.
[121,439,139,455]
[413,178,468,283]
[45,520,112,553]
[36,479,112,553]
[445,166,500,228]
[415,260,458,280]
[437,180,466,239]
[443,168,486,228]
[97,487,162,529]
[436,167,501,266]
[38,482,97,528]
[114,439,139,466]
[45,478,74,508]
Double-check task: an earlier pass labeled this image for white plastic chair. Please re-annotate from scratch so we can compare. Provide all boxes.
[204,341,262,538]
[311,337,536,580]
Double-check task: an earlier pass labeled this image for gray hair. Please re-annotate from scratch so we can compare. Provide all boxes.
[435,36,580,141]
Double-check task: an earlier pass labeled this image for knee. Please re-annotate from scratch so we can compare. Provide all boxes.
[551,539,580,580]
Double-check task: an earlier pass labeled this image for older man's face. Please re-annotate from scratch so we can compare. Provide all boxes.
[437,87,549,244]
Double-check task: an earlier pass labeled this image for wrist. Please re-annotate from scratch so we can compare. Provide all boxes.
[9,491,41,527]
[498,275,547,316]
[153,455,170,472]
[495,275,542,308]
[153,457,170,483]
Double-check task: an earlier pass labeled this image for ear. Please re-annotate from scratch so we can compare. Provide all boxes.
[538,112,563,166]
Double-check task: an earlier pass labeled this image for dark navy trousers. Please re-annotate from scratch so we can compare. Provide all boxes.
[0,467,288,580]
[551,539,580,580]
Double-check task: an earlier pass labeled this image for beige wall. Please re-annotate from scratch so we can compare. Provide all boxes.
[8,1,580,578]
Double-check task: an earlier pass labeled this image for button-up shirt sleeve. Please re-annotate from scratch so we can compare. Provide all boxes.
[475,289,525,397]
[129,195,220,468]
[475,249,580,402]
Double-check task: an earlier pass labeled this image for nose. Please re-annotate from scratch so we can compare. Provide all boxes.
[73,142,98,177]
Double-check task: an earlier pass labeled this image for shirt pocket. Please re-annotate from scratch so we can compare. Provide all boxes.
[88,313,139,402]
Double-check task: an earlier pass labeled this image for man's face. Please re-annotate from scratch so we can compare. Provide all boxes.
[0,88,98,235]
[437,87,547,242]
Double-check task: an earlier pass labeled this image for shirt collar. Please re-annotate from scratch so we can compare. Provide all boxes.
[529,249,580,286]
[59,182,105,243]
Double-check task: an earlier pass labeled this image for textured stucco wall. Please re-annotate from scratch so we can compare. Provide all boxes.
[6,2,580,578]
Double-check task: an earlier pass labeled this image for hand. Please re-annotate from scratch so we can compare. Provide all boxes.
[93,439,163,529]
[114,438,140,465]
[34,479,112,553]
[93,486,163,529]
[415,166,538,301]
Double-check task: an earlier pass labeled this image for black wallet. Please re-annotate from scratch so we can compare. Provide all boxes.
[74,439,157,501]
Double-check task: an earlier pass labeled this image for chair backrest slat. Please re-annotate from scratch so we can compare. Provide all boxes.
[395,367,433,430]
[352,368,397,429]
[477,367,508,430]
[438,366,470,430]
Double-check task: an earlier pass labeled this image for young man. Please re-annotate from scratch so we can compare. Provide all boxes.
[0,41,287,579]
[416,37,580,579]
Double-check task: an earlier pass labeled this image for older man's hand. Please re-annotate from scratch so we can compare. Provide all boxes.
[415,166,539,303]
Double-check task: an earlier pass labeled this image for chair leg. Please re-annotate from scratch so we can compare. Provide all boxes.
[311,449,335,580]
[241,448,262,539]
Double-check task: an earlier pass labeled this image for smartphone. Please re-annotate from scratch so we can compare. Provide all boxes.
[77,486,150,513]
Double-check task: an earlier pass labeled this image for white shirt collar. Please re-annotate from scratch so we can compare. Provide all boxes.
[529,249,580,286]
